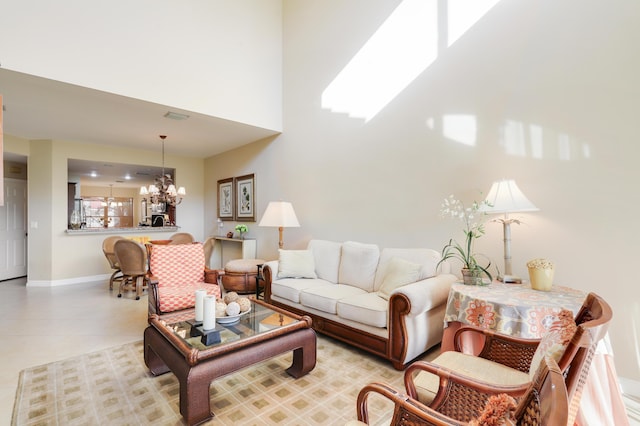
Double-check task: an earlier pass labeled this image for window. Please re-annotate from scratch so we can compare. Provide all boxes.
[82,197,133,228]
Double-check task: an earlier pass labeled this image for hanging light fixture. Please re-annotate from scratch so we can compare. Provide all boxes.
[139,135,186,206]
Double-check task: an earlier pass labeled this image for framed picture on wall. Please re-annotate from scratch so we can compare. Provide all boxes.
[234,173,255,222]
[217,178,234,220]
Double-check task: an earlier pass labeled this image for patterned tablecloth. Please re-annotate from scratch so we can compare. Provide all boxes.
[444,282,586,338]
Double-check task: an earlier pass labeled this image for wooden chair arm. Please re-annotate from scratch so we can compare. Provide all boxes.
[404,360,529,422]
[204,268,223,284]
[454,326,540,373]
[356,382,465,426]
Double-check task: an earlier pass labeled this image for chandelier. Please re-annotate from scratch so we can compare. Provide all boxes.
[139,135,186,206]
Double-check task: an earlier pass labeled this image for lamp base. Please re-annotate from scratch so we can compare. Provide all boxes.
[498,274,522,284]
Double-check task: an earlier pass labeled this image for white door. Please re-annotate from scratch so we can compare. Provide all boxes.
[0,179,28,280]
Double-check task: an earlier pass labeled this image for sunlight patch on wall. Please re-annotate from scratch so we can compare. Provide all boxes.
[447,0,501,47]
[499,119,592,161]
[321,0,437,122]
[442,114,477,146]
[529,124,544,159]
[501,120,528,157]
[322,0,502,122]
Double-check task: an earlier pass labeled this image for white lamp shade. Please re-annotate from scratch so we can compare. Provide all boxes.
[482,179,538,214]
[259,201,300,227]
[139,186,149,195]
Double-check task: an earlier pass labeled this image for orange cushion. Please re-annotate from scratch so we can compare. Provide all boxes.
[150,243,205,287]
[529,309,577,380]
[158,283,221,314]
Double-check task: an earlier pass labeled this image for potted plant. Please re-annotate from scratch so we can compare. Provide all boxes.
[438,194,492,285]
[235,224,248,239]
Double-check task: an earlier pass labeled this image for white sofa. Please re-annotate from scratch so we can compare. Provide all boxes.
[263,240,457,370]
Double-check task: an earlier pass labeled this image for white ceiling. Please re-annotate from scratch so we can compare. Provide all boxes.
[0,68,280,180]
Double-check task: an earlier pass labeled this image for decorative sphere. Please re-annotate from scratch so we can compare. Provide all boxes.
[237,297,251,312]
[224,292,239,304]
[215,301,227,317]
[225,301,241,316]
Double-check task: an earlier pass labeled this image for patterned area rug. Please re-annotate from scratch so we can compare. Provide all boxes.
[12,335,438,425]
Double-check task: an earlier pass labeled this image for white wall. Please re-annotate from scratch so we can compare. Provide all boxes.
[0,0,282,131]
[204,0,640,382]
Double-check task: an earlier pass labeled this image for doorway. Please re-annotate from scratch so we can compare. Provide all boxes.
[0,178,28,280]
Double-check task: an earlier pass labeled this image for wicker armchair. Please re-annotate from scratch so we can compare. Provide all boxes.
[113,239,149,300]
[350,356,568,426]
[168,232,194,245]
[102,235,125,290]
[404,292,612,425]
[147,242,221,316]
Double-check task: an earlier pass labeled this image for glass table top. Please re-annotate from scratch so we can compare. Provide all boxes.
[156,300,300,350]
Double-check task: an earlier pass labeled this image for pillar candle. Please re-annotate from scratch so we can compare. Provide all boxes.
[203,295,216,330]
[194,290,207,322]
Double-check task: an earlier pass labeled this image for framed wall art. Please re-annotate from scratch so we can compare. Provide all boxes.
[217,177,234,220]
[234,173,255,222]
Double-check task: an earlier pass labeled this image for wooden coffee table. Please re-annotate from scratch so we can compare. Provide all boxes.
[144,299,316,425]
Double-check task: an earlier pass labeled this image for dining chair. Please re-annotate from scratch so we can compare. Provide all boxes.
[113,239,149,300]
[102,235,125,290]
[404,292,612,425]
[349,356,568,426]
[168,232,195,245]
[203,237,215,268]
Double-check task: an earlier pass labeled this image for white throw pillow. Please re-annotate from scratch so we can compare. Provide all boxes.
[377,257,421,300]
[277,249,318,279]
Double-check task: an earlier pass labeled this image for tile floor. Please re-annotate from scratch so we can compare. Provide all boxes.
[0,278,148,426]
[2,277,639,426]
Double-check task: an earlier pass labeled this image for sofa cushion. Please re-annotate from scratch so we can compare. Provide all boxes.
[374,248,441,291]
[308,240,342,283]
[300,284,367,314]
[338,241,380,292]
[157,282,221,314]
[377,257,422,300]
[337,292,388,328]
[277,249,318,279]
[271,278,334,304]
[414,351,530,405]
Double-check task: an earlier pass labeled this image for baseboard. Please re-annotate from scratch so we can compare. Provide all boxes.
[620,377,640,398]
[27,274,109,287]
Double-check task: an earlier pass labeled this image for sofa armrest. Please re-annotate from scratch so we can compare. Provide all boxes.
[394,273,457,315]
[262,261,278,301]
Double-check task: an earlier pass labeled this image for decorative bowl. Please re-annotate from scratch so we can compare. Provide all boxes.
[216,307,251,324]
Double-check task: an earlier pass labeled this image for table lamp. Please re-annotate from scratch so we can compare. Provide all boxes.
[258,201,300,249]
[482,179,538,283]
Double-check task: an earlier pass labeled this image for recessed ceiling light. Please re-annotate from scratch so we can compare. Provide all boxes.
[164,111,190,120]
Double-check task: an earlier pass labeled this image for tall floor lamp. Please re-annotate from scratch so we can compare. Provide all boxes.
[258,201,300,249]
[482,179,538,283]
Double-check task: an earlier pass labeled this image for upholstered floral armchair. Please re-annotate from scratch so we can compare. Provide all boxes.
[147,242,221,316]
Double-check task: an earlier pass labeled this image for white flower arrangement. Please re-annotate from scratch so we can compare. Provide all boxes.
[438,194,493,280]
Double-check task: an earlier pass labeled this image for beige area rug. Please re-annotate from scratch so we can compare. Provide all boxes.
[12,335,439,425]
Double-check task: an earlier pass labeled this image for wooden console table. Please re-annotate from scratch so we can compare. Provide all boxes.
[209,236,257,269]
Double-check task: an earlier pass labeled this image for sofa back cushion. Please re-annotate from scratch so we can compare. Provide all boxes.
[307,240,342,283]
[150,242,205,287]
[374,248,441,291]
[377,257,422,300]
[338,241,380,292]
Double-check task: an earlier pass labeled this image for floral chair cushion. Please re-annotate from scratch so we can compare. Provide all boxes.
[528,309,577,380]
